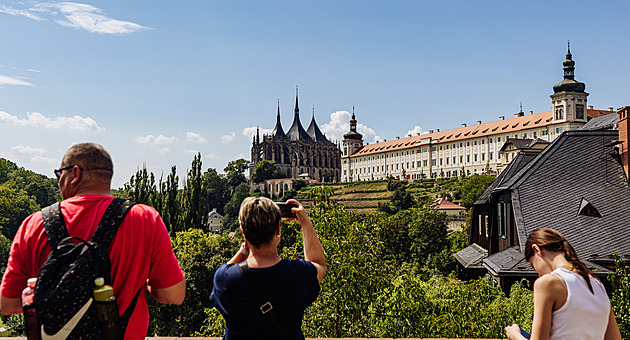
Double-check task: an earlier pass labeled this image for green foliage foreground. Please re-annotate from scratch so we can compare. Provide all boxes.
[192,188,535,338]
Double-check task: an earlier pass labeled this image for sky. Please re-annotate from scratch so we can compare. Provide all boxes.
[1,1,630,189]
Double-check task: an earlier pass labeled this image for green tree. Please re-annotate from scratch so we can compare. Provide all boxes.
[0,184,40,239]
[0,158,18,184]
[7,168,59,208]
[181,153,208,231]
[120,165,158,206]
[222,182,250,231]
[148,229,239,337]
[459,174,495,208]
[203,168,228,215]
[610,256,630,338]
[159,166,180,235]
[250,160,285,183]
[224,159,249,188]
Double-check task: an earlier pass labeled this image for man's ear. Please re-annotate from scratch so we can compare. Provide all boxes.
[276,221,282,236]
[70,165,82,186]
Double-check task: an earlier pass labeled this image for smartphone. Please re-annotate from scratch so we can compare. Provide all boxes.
[519,327,531,339]
[276,202,297,218]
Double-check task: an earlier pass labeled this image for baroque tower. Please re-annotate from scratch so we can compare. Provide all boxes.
[342,107,363,157]
[551,42,588,123]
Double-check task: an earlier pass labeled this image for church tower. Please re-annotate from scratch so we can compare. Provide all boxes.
[343,107,363,157]
[550,42,588,123]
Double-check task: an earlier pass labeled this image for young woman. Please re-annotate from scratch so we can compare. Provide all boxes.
[505,227,621,340]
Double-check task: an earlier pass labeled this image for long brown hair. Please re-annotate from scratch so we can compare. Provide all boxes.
[524,227,595,294]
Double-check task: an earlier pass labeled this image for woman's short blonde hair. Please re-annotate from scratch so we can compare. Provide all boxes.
[239,196,280,247]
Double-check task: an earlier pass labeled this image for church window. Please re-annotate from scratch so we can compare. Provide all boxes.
[555,106,564,120]
[576,105,585,119]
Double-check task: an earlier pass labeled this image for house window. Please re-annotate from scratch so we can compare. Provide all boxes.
[556,127,563,134]
[497,137,501,142]
[497,202,507,239]
[489,152,493,160]
[542,130,548,136]
[484,215,490,238]
[489,138,493,143]
[533,131,537,138]
[478,215,483,235]
[474,141,477,146]
[453,156,456,163]
[417,161,421,167]
[474,154,477,162]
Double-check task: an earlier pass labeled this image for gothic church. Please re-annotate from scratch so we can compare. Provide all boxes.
[249,89,341,182]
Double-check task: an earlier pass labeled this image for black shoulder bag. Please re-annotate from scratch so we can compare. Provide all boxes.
[238,260,299,340]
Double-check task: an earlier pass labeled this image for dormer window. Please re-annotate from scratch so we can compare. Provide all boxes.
[578,198,602,217]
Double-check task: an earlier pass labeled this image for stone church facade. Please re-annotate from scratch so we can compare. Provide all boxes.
[249,90,342,182]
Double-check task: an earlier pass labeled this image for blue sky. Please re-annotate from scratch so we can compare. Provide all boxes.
[1,1,629,188]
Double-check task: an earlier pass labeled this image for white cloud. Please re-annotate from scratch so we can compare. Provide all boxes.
[31,155,57,164]
[158,147,170,154]
[407,125,427,137]
[1,2,150,35]
[11,144,45,155]
[221,132,236,144]
[134,134,177,145]
[0,75,34,86]
[242,126,273,140]
[0,5,44,20]
[186,132,207,144]
[0,111,104,132]
[184,149,199,156]
[320,110,379,143]
[205,153,220,160]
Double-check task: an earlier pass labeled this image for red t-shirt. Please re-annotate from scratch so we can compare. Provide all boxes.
[0,195,185,340]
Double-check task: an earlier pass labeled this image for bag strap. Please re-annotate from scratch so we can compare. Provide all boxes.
[120,285,143,331]
[41,198,135,250]
[41,202,68,249]
[91,198,135,248]
[238,261,296,340]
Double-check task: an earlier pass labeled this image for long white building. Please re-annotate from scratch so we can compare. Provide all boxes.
[341,46,613,182]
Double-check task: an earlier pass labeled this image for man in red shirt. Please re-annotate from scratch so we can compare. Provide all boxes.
[0,143,186,339]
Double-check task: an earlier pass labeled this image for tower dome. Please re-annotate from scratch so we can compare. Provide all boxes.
[553,42,586,93]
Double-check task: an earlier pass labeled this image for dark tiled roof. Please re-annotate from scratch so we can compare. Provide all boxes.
[454,243,488,268]
[580,112,618,131]
[473,151,539,205]
[483,246,534,276]
[307,115,330,143]
[497,130,630,260]
[287,114,314,142]
[483,246,614,276]
[500,138,534,151]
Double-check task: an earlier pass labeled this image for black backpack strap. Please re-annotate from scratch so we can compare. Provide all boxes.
[41,202,69,249]
[238,261,296,340]
[91,198,135,248]
[120,285,143,331]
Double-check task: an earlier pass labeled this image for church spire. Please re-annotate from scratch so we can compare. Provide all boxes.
[272,99,286,137]
[563,40,575,81]
[307,105,330,143]
[294,85,299,117]
[553,41,585,94]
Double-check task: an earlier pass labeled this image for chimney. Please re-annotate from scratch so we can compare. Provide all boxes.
[407,134,411,138]
[384,139,387,141]
[396,136,400,139]
[499,116,505,120]
[588,105,594,110]
[477,120,481,125]
[461,123,467,127]
[609,107,614,111]
[618,106,630,181]
[437,129,440,132]
[416,133,421,136]
[429,130,434,133]
[529,111,533,115]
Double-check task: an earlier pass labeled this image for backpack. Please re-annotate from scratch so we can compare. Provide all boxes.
[34,198,137,340]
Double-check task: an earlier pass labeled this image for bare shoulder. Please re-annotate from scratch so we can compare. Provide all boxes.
[534,272,565,294]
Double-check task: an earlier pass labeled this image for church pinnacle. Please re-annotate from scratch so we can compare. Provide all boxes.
[553,41,585,93]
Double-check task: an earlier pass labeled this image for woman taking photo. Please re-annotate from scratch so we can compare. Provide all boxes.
[505,227,621,340]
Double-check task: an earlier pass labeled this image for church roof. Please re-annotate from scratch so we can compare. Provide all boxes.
[272,102,286,137]
[286,90,313,142]
[553,43,586,94]
[307,111,330,143]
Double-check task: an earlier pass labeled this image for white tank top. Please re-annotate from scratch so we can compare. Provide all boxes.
[550,268,610,340]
